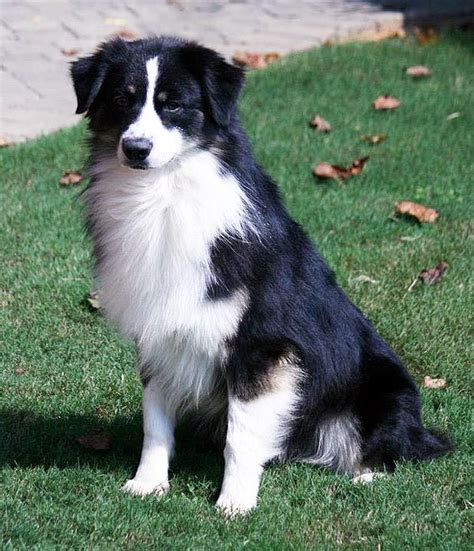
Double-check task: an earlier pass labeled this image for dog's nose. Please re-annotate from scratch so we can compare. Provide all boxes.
[122,138,152,162]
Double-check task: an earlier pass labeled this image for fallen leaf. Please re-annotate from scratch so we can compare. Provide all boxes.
[0,137,12,147]
[447,112,461,120]
[348,157,369,176]
[420,261,449,286]
[309,115,331,132]
[395,201,439,223]
[232,52,266,69]
[263,52,281,63]
[14,367,26,375]
[372,95,400,110]
[406,65,432,77]
[423,376,447,389]
[232,51,280,69]
[115,28,137,40]
[313,157,369,181]
[87,289,100,310]
[76,429,112,451]
[61,47,80,57]
[361,134,387,145]
[415,28,438,45]
[60,170,83,186]
[355,26,406,42]
[314,162,343,179]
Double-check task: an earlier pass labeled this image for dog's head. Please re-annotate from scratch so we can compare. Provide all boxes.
[71,37,244,169]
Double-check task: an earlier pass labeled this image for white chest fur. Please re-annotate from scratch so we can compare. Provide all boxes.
[85,151,251,412]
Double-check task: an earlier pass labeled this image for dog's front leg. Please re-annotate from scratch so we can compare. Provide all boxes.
[123,380,174,497]
[216,391,289,516]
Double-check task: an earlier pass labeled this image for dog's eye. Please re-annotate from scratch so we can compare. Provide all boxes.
[113,95,129,108]
[163,102,182,113]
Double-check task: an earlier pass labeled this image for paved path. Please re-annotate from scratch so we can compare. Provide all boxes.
[0,0,464,142]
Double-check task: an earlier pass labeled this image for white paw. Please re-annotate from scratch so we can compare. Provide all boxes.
[216,494,256,518]
[352,472,387,484]
[122,478,170,497]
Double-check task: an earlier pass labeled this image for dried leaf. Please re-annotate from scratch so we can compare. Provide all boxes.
[97,403,104,417]
[309,115,331,132]
[395,201,439,223]
[372,95,400,110]
[76,429,112,450]
[61,47,80,57]
[361,134,387,145]
[420,261,449,286]
[14,367,26,376]
[349,157,369,176]
[415,28,438,45]
[314,162,343,179]
[0,137,12,147]
[406,65,432,77]
[87,289,100,310]
[232,51,280,69]
[232,52,266,69]
[60,170,83,186]
[355,26,406,42]
[423,376,447,389]
[263,52,281,64]
[313,157,369,181]
[115,28,137,40]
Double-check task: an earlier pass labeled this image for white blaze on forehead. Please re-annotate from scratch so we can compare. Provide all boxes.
[145,56,159,106]
[124,56,160,139]
[119,55,186,168]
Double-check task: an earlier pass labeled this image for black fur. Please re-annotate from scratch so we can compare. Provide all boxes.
[72,36,452,474]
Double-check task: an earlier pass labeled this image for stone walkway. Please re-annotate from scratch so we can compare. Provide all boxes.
[0,0,469,142]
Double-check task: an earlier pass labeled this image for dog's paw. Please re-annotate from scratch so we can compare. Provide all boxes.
[122,478,170,497]
[216,494,256,518]
[352,472,387,484]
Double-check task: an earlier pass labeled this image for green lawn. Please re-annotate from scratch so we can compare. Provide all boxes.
[1,32,473,549]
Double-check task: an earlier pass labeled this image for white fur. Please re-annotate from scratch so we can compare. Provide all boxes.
[85,149,254,416]
[303,413,361,474]
[122,381,174,496]
[118,57,190,168]
[216,378,300,516]
[352,471,387,484]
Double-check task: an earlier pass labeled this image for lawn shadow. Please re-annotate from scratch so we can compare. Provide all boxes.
[0,409,224,492]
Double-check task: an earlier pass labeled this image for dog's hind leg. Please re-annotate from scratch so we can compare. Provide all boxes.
[122,379,175,497]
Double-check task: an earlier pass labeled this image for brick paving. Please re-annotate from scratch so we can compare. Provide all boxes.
[0,0,455,141]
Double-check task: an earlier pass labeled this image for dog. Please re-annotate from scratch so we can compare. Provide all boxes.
[70,36,452,515]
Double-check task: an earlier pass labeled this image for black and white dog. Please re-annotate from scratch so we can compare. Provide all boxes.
[71,36,451,515]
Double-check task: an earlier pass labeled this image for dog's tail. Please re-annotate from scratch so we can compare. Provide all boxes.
[405,427,453,461]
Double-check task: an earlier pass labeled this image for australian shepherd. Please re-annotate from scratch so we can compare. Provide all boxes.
[70,36,451,515]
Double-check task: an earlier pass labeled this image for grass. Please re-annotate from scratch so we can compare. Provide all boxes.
[1,32,473,549]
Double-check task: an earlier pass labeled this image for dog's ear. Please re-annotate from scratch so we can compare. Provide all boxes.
[70,48,111,115]
[199,49,245,127]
